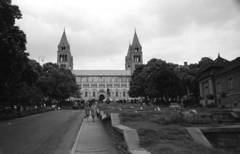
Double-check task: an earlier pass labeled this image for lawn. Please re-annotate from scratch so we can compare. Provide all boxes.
[98,102,238,154]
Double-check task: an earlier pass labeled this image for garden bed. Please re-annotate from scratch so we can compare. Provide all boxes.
[98,103,239,154]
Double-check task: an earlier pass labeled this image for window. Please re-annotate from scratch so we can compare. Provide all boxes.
[93,77,98,82]
[204,84,209,97]
[64,55,67,61]
[116,91,118,97]
[135,47,138,52]
[216,81,221,93]
[122,77,127,83]
[123,91,126,97]
[106,77,111,82]
[228,76,234,90]
[93,91,95,97]
[85,91,88,97]
[62,47,65,51]
[88,77,92,82]
[115,78,120,83]
[91,84,97,88]
[82,77,87,82]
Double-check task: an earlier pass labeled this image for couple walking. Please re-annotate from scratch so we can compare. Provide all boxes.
[84,101,97,122]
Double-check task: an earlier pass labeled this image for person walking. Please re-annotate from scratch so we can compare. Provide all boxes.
[84,101,90,122]
[90,102,97,122]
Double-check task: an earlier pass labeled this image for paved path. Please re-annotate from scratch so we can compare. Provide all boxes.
[72,116,118,154]
[0,110,84,154]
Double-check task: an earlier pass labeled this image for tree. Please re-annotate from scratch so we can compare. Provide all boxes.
[129,58,183,103]
[21,59,41,86]
[0,0,29,106]
[38,63,80,103]
[128,68,147,98]
[144,60,182,101]
[17,83,43,108]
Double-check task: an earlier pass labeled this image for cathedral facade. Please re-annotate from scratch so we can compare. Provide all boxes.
[57,29,143,101]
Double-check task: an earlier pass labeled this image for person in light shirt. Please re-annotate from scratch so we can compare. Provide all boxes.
[90,102,97,122]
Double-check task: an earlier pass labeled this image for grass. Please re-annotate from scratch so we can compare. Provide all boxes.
[98,102,239,154]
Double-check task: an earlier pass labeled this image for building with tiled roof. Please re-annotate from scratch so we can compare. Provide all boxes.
[198,54,240,107]
[57,29,143,101]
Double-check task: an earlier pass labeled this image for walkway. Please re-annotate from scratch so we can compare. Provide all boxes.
[71,116,118,154]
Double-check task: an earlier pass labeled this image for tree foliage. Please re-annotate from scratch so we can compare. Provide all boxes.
[0,0,29,106]
[38,63,80,102]
[129,59,183,101]
[129,57,213,104]
[0,1,80,108]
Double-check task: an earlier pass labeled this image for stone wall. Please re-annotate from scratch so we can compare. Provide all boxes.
[203,132,240,152]
[99,111,151,154]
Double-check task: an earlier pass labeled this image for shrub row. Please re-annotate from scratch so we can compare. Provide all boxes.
[120,111,216,126]
[0,108,55,121]
[150,112,215,125]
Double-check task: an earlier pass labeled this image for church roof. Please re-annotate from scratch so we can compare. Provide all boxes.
[132,30,142,48]
[59,29,69,46]
[72,70,131,76]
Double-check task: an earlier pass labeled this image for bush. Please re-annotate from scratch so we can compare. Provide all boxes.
[0,107,55,121]
[120,112,146,122]
[149,111,214,125]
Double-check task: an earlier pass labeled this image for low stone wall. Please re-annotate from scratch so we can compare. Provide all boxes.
[99,111,151,154]
[187,126,240,152]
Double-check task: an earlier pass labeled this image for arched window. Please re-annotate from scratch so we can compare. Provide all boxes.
[135,47,138,52]
[85,91,88,97]
[116,91,118,97]
[65,55,67,61]
[123,91,126,97]
[93,91,95,97]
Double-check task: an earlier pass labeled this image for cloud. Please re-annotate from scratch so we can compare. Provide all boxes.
[12,0,240,69]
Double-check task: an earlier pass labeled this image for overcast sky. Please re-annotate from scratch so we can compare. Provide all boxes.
[13,0,240,70]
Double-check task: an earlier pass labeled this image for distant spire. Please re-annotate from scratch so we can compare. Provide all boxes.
[218,53,220,58]
[59,28,69,45]
[132,29,141,47]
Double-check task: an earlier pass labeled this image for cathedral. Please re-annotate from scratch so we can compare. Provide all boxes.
[57,29,143,101]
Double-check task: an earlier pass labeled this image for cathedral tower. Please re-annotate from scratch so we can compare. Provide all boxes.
[125,30,143,74]
[57,29,73,70]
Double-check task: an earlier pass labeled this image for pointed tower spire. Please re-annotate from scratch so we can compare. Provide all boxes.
[57,28,73,70]
[132,29,142,48]
[59,28,69,46]
[218,53,220,58]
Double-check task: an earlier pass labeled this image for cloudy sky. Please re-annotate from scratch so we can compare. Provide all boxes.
[13,0,240,70]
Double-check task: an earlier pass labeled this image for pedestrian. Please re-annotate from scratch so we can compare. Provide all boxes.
[84,101,90,122]
[90,102,97,122]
